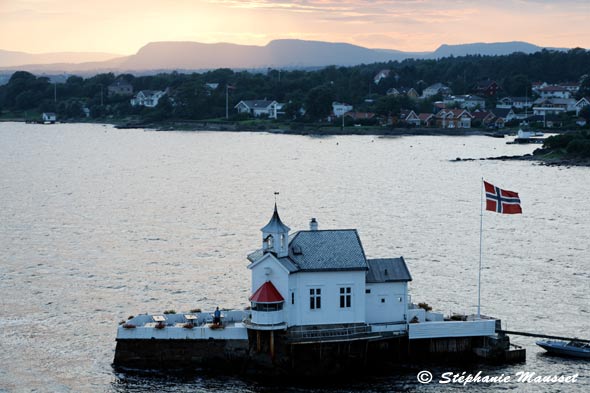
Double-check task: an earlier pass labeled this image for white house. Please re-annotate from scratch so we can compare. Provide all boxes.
[445,95,485,110]
[234,100,279,119]
[491,108,517,123]
[461,95,486,110]
[400,110,420,126]
[532,98,575,115]
[246,207,411,330]
[532,81,548,93]
[422,83,452,98]
[497,97,533,110]
[42,112,57,123]
[332,102,353,117]
[373,69,392,85]
[533,106,567,116]
[435,109,473,128]
[575,97,590,116]
[538,86,572,99]
[130,90,167,108]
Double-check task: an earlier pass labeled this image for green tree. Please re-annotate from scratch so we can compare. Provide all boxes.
[503,74,531,97]
[304,86,334,120]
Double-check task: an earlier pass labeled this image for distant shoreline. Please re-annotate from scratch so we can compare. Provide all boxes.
[114,120,515,137]
[456,152,590,167]
[2,118,514,136]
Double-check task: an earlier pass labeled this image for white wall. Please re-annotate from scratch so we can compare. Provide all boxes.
[250,254,289,308]
[332,103,353,117]
[408,319,496,339]
[288,271,366,326]
[540,90,571,99]
[365,282,407,324]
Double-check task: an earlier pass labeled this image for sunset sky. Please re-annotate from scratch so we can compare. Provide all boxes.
[1,0,589,55]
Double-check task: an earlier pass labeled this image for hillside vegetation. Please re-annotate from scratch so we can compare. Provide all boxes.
[0,48,589,123]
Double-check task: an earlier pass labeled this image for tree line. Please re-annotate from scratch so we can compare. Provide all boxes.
[0,48,589,122]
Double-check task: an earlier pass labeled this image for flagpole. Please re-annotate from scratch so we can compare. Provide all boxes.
[478,177,484,319]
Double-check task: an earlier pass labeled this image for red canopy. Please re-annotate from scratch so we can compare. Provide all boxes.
[249,281,284,303]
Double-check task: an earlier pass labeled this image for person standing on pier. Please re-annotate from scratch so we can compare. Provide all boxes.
[213,307,221,325]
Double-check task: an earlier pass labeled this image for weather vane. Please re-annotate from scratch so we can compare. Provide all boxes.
[274,191,279,204]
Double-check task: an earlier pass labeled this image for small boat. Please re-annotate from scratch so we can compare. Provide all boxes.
[536,340,590,359]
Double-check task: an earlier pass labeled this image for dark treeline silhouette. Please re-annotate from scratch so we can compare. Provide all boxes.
[0,48,589,122]
[540,130,590,158]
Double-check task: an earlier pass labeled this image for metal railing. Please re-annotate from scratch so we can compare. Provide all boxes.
[287,325,372,342]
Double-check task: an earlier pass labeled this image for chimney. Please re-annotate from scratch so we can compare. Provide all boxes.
[310,218,318,231]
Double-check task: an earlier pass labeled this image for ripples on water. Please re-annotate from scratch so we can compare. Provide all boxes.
[0,123,588,392]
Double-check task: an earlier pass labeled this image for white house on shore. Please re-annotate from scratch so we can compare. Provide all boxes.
[246,206,411,329]
[131,90,167,108]
[451,95,486,110]
[234,100,280,119]
[42,112,57,123]
[332,102,354,117]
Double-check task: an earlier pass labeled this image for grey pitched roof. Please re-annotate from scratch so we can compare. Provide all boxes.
[247,229,368,272]
[287,230,368,272]
[366,258,412,283]
[465,95,485,101]
[491,107,513,118]
[247,248,263,262]
[241,100,275,109]
[277,257,299,272]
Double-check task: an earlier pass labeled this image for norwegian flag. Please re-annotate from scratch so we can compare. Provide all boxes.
[484,181,522,214]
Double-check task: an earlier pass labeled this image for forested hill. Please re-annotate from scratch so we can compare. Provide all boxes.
[0,48,589,122]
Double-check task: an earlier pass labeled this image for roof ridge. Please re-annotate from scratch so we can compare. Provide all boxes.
[296,228,358,233]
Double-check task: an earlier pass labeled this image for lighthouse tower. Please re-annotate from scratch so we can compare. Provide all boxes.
[260,203,290,257]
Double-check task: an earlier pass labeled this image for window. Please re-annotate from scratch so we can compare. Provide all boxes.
[291,292,295,305]
[309,288,321,310]
[339,287,352,308]
[251,303,283,312]
[365,289,371,294]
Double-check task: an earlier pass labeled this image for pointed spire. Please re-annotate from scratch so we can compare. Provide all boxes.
[261,203,290,233]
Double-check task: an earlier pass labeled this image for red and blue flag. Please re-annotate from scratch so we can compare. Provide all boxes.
[484,181,522,214]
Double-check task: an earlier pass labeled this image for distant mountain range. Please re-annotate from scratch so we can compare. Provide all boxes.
[0,49,123,68]
[0,39,571,74]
